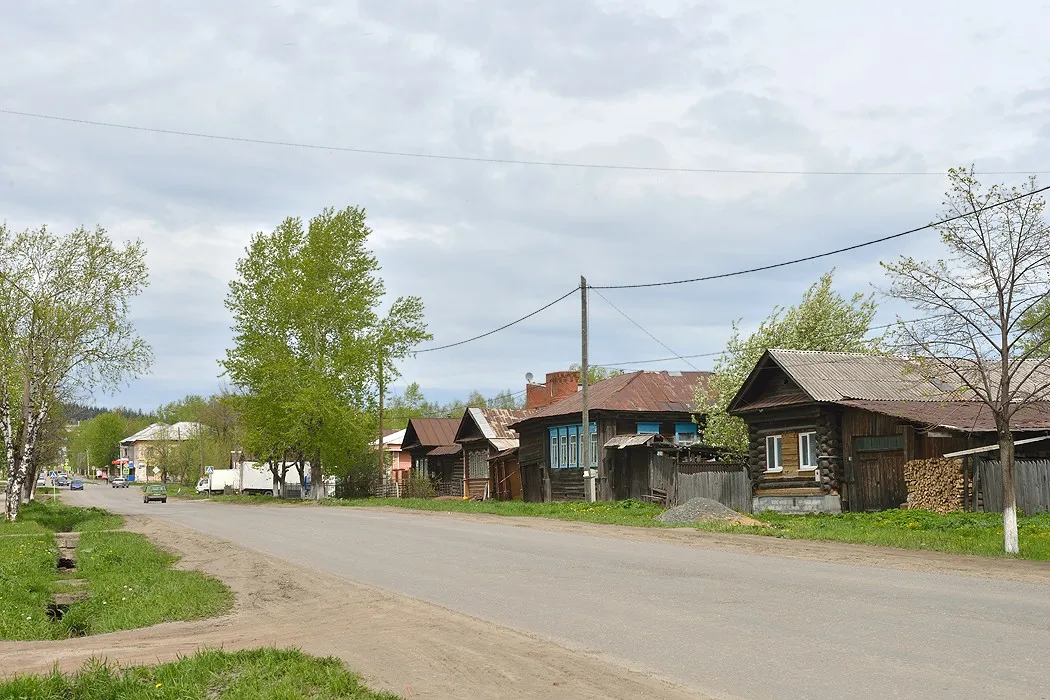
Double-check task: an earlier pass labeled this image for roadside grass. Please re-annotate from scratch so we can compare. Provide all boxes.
[733,509,1050,561]
[0,500,122,534]
[334,497,666,526]
[61,531,233,636]
[0,535,59,640]
[0,502,232,640]
[0,648,398,700]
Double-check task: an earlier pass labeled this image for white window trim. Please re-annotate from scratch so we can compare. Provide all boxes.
[765,435,783,473]
[799,432,818,471]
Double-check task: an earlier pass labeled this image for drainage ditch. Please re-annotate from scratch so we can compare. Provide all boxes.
[49,532,89,633]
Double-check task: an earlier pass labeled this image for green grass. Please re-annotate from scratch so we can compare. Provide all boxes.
[58,531,234,637]
[334,497,667,526]
[0,502,232,640]
[0,500,123,534]
[730,509,1050,561]
[0,648,398,699]
[0,535,59,640]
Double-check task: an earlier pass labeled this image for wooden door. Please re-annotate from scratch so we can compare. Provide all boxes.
[853,451,907,511]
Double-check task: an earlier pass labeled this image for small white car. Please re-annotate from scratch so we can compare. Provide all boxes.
[110,477,129,488]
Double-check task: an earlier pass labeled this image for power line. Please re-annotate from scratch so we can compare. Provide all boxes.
[414,287,579,354]
[3,107,1049,177]
[592,185,1050,290]
[591,314,949,368]
[591,288,701,371]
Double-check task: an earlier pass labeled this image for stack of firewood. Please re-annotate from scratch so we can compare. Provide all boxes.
[904,458,964,514]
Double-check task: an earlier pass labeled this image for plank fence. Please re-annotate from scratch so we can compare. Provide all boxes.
[976,459,1050,514]
[672,463,752,513]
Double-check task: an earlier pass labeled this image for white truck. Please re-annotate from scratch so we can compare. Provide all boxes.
[195,462,305,495]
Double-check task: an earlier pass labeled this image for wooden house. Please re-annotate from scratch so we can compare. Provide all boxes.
[728,349,1050,513]
[454,408,531,499]
[400,418,463,496]
[509,371,712,502]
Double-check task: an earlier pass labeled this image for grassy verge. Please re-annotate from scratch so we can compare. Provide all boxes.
[61,531,234,636]
[0,648,397,699]
[0,500,122,535]
[0,501,232,639]
[0,535,59,639]
[334,497,666,525]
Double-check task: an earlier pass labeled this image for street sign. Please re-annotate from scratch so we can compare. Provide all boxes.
[48,471,57,478]
[205,466,214,475]
[152,467,160,475]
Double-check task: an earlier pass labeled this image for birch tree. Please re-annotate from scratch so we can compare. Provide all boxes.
[882,167,1050,554]
[0,224,151,520]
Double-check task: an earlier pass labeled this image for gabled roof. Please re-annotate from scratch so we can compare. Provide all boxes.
[401,418,461,451]
[839,399,1050,433]
[455,407,531,451]
[371,429,406,448]
[121,422,203,444]
[512,371,711,426]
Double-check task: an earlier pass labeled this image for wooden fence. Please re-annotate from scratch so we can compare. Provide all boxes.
[976,459,1050,514]
[672,463,751,513]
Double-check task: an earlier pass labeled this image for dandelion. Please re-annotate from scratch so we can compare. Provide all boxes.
[155,683,163,688]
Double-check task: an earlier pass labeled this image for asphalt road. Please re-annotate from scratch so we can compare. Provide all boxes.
[68,484,1050,699]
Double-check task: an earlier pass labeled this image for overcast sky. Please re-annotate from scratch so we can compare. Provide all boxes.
[3,1,1050,410]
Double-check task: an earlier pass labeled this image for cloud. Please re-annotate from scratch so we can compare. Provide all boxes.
[2,0,1050,409]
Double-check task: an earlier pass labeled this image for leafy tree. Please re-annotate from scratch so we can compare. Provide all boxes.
[222,207,429,499]
[883,167,1050,554]
[0,225,150,520]
[699,271,882,454]
[570,364,623,385]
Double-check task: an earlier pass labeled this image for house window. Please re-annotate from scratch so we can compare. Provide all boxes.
[468,450,489,479]
[675,422,697,445]
[765,435,783,472]
[637,422,660,435]
[799,432,818,470]
[549,423,599,468]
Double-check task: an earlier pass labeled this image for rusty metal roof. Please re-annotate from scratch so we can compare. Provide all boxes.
[839,399,1050,432]
[427,444,463,456]
[513,371,711,426]
[401,418,461,451]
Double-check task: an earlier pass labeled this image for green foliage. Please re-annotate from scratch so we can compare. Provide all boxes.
[569,363,624,385]
[337,497,666,526]
[0,648,397,699]
[384,382,524,430]
[0,500,123,534]
[699,270,882,454]
[222,207,430,488]
[66,411,152,474]
[0,535,57,640]
[401,472,436,499]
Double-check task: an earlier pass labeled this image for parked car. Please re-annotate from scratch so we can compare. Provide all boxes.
[36,475,46,488]
[57,476,69,487]
[111,477,129,488]
[69,479,84,491]
[143,483,167,504]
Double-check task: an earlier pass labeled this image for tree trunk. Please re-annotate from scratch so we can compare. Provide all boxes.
[295,454,306,500]
[311,446,323,501]
[999,430,1020,554]
[1,387,18,521]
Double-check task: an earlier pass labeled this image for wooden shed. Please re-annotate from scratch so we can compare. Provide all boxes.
[454,408,530,500]
[400,418,463,497]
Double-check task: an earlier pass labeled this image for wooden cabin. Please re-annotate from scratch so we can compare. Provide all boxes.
[400,418,463,496]
[509,371,712,502]
[728,349,1050,513]
[454,408,531,499]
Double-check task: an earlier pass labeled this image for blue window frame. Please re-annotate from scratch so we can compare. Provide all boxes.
[548,423,598,468]
[637,422,660,435]
[675,422,697,445]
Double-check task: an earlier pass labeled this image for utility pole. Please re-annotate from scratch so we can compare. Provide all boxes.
[581,275,595,502]
[377,356,385,481]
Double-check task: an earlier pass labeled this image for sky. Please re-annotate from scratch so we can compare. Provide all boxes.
[3,1,1050,411]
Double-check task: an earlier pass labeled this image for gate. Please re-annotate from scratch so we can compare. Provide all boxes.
[850,436,907,511]
[976,459,1050,514]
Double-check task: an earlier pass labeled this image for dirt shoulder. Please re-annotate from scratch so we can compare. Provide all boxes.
[0,515,711,700]
[357,506,1050,585]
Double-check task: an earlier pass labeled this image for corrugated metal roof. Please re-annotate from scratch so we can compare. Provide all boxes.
[839,399,1050,432]
[768,350,960,402]
[470,408,532,440]
[489,438,519,452]
[402,418,461,450]
[515,371,711,425]
[488,447,518,461]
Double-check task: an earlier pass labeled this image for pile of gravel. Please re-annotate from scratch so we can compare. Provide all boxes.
[655,497,743,524]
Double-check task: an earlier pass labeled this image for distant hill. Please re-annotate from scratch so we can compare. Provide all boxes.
[63,403,151,423]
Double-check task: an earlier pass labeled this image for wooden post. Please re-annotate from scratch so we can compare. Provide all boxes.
[580,275,595,501]
[377,357,385,479]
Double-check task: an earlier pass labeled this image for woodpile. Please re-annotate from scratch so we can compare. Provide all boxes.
[904,458,965,513]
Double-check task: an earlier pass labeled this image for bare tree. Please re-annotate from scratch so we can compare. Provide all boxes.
[882,167,1050,554]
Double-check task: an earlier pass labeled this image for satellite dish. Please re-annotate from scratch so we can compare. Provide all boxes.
[525,372,534,383]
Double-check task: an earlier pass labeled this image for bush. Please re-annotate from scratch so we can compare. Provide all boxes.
[402,472,436,499]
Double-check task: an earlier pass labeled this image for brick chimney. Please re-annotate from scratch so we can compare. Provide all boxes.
[526,370,581,410]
